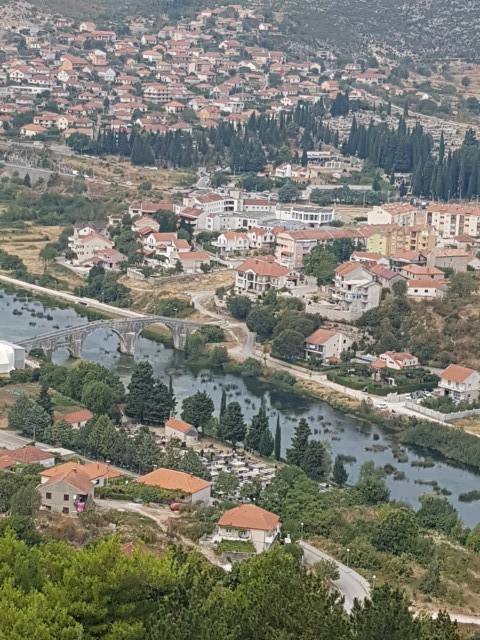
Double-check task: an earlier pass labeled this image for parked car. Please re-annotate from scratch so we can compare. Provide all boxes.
[170,503,181,511]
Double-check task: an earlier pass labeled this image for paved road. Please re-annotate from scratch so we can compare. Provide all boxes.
[300,540,480,625]
[0,274,146,319]
[300,540,370,612]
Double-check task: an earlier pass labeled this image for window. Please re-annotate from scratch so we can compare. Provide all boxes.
[62,507,69,515]
[63,494,70,501]
[46,492,52,500]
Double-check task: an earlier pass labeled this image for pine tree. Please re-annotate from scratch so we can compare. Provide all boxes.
[258,428,274,457]
[301,148,308,167]
[301,440,331,481]
[37,383,53,420]
[218,402,246,446]
[143,381,175,425]
[332,456,349,486]
[245,407,269,453]
[274,414,281,461]
[126,361,155,421]
[286,418,311,467]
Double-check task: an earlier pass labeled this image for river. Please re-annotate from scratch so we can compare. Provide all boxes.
[1,287,479,526]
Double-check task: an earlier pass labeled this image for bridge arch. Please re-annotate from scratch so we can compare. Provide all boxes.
[19,315,204,359]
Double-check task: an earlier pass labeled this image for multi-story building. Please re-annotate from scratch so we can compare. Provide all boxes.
[426,204,480,239]
[439,364,480,402]
[275,228,364,270]
[362,224,436,256]
[235,258,289,295]
[367,203,424,227]
[276,205,335,227]
[304,327,353,362]
[330,262,382,312]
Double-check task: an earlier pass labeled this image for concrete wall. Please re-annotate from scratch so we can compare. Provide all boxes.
[404,401,480,422]
[191,485,211,504]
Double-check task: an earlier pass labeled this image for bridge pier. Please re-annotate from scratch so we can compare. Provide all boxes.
[170,325,194,350]
[65,334,84,359]
[118,331,137,356]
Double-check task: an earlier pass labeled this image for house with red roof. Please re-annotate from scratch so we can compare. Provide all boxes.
[304,327,353,363]
[37,466,94,515]
[56,409,93,429]
[331,262,382,312]
[165,417,198,444]
[216,504,280,554]
[136,468,212,504]
[235,258,289,295]
[439,364,480,403]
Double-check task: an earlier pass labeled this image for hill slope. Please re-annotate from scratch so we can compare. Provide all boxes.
[271,0,480,59]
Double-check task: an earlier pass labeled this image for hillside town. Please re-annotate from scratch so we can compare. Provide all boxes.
[1,0,480,634]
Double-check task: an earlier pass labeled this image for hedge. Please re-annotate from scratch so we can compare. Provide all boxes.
[326,373,438,396]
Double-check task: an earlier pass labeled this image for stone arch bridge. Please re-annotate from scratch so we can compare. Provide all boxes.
[18,316,205,359]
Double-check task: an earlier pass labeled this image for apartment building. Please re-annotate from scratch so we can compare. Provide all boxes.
[330,262,382,312]
[426,204,480,239]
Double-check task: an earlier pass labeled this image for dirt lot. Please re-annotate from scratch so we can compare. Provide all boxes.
[0,223,64,273]
[123,270,235,316]
[451,416,480,436]
[0,382,38,420]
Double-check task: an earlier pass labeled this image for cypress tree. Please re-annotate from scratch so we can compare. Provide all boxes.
[219,389,227,418]
[274,414,281,461]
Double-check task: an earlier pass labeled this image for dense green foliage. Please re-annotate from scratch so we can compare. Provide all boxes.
[399,420,480,470]
[74,264,131,307]
[0,531,461,640]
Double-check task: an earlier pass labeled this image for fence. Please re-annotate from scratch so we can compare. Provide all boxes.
[126,268,220,285]
[404,401,480,423]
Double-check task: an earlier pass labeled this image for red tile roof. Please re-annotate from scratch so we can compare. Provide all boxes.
[42,467,94,494]
[136,468,212,494]
[165,418,196,434]
[10,446,53,464]
[440,364,478,383]
[218,504,279,531]
[305,328,337,346]
[237,258,288,277]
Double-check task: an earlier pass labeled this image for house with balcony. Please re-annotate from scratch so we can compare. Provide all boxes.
[212,231,250,256]
[304,328,353,363]
[216,504,280,554]
[439,364,480,403]
[235,258,289,295]
[331,262,382,313]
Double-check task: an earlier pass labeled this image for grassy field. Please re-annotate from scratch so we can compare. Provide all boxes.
[451,416,480,436]
[0,223,63,275]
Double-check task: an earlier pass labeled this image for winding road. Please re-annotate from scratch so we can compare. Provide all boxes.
[300,540,369,612]
[300,540,480,625]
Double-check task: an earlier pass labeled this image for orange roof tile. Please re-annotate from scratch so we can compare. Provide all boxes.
[42,467,94,494]
[237,258,288,277]
[165,418,196,434]
[440,364,478,383]
[305,328,337,346]
[10,446,54,464]
[136,468,212,494]
[218,504,279,531]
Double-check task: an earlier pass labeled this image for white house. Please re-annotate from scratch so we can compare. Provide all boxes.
[235,258,289,295]
[304,328,353,362]
[372,351,419,371]
[213,231,250,255]
[439,364,480,403]
[407,279,447,299]
[55,409,93,429]
[216,504,280,554]
[331,262,382,313]
[165,418,199,445]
